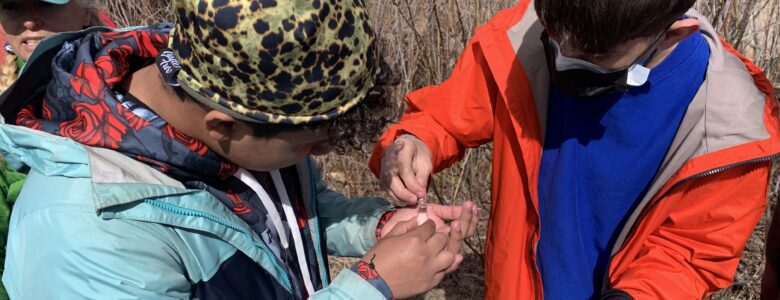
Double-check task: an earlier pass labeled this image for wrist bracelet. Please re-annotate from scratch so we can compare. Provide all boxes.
[351,254,394,300]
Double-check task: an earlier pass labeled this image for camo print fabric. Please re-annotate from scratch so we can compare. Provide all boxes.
[169,0,380,125]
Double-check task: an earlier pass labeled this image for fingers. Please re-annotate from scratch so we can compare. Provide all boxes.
[458,201,479,238]
[426,232,449,253]
[435,223,451,234]
[386,218,417,237]
[446,221,463,255]
[435,222,465,274]
[403,137,434,193]
[429,204,463,221]
[381,141,425,205]
[396,141,427,200]
[428,201,479,228]
[387,176,418,205]
[379,163,405,204]
[432,249,457,273]
[461,202,474,236]
[378,180,400,203]
[444,254,464,273]
[468,204,479,237]
[414,162,432,196]
[410,219,436,240]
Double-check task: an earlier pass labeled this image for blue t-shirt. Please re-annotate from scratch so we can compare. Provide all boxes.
[537,32,710,300]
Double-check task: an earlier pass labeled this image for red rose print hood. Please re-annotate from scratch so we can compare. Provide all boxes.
[12,25,324,296]
[16,26,238,182]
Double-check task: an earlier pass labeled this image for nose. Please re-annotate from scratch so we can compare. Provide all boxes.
[22,13,44,31]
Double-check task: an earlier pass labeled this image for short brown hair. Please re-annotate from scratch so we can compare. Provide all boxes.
[535,0,696,56]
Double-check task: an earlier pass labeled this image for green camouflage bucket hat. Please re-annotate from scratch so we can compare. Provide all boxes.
[166,0,379,125]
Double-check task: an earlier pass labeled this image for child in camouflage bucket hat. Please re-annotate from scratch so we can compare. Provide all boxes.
[0,0,479,299]
[170,0,382,125]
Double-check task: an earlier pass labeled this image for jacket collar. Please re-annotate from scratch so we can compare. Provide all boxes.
[491,5,779,183]
[0,123,200,209]
[490,4,780,259]
[0,123,302,291]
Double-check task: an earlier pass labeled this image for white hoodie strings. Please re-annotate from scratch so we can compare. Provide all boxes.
[234,168,316,296]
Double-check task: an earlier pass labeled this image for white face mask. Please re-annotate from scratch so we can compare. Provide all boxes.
[548,36,655,88]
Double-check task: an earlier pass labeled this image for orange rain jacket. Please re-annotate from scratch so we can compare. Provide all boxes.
[370,2,780,299]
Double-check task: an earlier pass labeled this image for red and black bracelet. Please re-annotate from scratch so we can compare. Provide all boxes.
[375,209,396,241]
[351,254,394,299]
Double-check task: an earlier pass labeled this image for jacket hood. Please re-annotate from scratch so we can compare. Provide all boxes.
[8,24,238,182]
[0,26,327,296]
[497,4,780,256]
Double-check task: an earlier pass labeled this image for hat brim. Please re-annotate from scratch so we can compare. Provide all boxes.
[41,0,70,4]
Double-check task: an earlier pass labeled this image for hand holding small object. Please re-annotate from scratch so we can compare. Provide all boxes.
[362,220,456,298]
[380,135,433,206]
[367,201,480,297]
[381,201,480,241]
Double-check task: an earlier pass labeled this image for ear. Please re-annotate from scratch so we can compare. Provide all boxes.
[203,110,236,142]
[657,18,700,51]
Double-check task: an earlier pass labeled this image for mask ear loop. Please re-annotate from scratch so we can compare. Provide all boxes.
[625,25,673,87]
[539,18,679,96]
[635,17,680,68]
[636,31,667,67]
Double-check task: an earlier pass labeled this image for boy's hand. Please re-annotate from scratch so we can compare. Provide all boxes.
[381,201,479,239]
[362,220,464,298]
[380,135,433,206]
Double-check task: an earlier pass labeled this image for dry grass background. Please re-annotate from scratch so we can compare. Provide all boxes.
[101,0,779,299]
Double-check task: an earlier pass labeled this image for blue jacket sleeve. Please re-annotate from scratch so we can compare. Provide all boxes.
[310,160,395,257]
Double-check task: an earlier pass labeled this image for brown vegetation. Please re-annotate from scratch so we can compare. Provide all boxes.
[101,0,779,299]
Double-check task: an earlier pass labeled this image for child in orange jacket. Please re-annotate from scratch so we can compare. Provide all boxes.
[371,0,780,299]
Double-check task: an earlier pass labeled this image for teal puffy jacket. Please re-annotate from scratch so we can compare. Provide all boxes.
[0,124,393,299]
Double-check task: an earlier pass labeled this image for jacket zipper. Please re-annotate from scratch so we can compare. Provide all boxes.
[143,199,294,292]
[625,153,779,248]
[605,153,780,289]
[306,158,329,286]
[665,155,779,191]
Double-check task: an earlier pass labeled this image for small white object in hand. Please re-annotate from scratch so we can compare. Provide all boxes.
[417,198,429,225]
